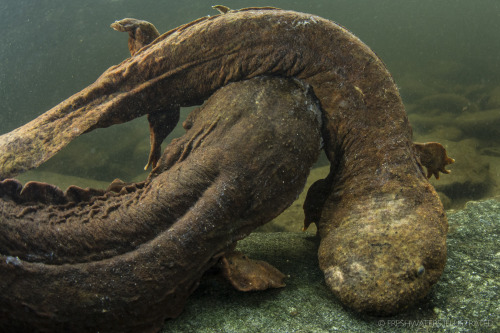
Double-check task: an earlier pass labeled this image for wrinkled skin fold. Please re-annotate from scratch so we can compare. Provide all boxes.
[0,7,454,332]
[0,77,322,332]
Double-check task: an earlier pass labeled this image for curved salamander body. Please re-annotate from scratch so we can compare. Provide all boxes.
[0,7,452,330]
[0,77,322,332]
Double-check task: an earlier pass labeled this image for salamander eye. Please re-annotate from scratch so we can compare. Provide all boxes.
[417,266,425,277]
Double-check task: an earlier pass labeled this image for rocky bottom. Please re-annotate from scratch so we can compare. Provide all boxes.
[163,198,499,333]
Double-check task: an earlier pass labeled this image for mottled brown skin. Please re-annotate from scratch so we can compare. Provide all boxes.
[0,6,453,327]
[0,77,322,332]
[302,141,454,230]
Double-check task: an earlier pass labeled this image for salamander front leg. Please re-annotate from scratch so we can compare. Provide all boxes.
[414,142,455,179]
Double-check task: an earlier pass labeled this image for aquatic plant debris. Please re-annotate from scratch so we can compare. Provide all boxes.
[0,7,453,332]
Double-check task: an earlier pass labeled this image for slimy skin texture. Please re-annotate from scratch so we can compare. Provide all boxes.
[0,77,322,332]
[0,7,453,330]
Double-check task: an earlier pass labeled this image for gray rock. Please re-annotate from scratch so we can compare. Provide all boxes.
[412,93,478,116]
[455,108,500,140]
[162,198,500,332]
[414,125,464,142]
[408,112,458,136]
[398,77,438,104]
[486,85,500,109]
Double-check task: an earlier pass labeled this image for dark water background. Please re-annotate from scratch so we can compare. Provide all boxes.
[0,0,499,204]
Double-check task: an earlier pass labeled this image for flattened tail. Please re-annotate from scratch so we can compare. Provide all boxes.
[0,73,147,180]
[0,118,83,180]
[0,94,109,180]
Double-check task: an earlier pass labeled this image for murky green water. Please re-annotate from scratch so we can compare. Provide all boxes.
[1,0,499,214]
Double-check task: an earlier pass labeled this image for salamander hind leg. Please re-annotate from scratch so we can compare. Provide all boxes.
[219,251,286,291]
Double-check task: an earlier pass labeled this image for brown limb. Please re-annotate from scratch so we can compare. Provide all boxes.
[414,142,455,179]
[110,18,160,55]
[219,251,286,291]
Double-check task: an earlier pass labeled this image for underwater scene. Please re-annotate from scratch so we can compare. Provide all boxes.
[0,0,498,332]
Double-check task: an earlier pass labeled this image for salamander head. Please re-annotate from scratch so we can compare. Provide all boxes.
[318,193,447,315]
